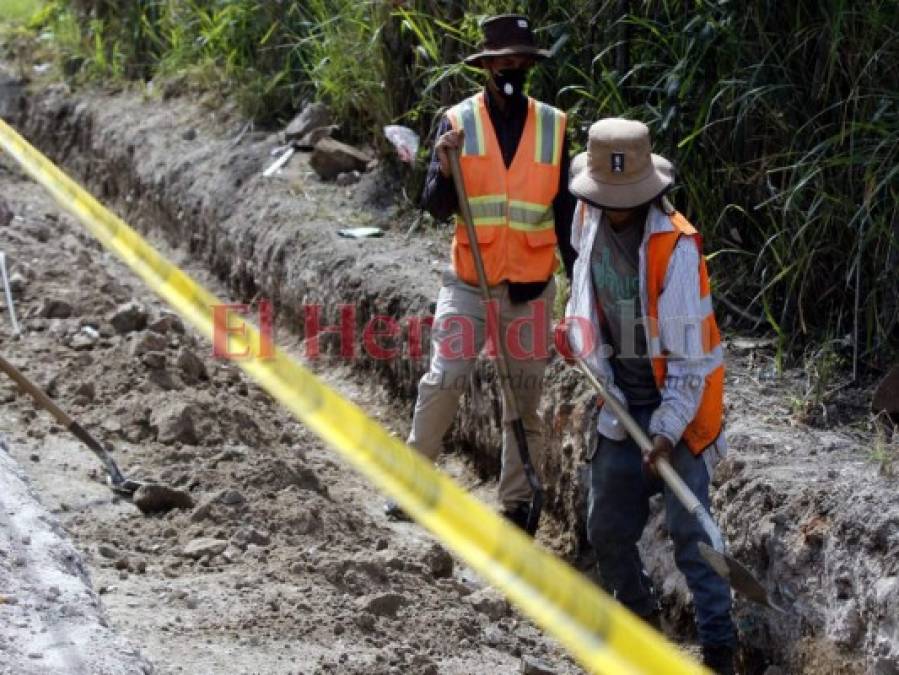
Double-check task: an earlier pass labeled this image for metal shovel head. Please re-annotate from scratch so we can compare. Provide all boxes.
[698,542,787,613]
[107,475,143,496]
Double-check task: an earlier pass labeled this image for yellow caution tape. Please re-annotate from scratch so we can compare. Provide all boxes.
[0,117,707,674]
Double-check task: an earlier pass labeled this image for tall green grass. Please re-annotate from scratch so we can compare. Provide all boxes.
[13,0,899,369]
[0,0,40,23]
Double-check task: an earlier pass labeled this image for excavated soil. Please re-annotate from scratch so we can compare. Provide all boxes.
[0,158,583,674]
[1,66,898,674]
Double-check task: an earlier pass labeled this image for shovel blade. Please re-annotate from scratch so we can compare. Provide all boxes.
[698,542,787,613]
[107,475,142,496]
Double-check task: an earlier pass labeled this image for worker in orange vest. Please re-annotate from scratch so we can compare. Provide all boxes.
[385,14,576,533]
[560,118,735,674]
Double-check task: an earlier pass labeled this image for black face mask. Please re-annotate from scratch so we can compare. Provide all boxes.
[492,68,527,99]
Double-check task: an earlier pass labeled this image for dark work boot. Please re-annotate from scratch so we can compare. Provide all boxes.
[501,502,534,535]
[701,644,735,675]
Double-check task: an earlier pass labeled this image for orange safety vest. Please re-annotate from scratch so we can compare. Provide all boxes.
[445,92,566,286]
[645,211,724,454]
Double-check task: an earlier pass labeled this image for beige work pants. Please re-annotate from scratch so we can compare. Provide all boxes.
[408,269,554,510]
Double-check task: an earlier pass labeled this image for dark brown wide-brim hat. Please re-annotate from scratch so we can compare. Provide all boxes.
[570,118,674,210]
[464,14,551,68]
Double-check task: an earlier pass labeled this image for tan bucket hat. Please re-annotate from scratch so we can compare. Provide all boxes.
[569,118,673,210]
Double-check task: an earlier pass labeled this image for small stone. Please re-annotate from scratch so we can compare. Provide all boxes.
[149,313,185,335]
[335,170,361,186]
[423,543,453,579]
[98,543,120,559]
[356,592,407,618]
[8,272,25,296]
[182,538,228,559]
[483,624,504,646]
[141,351,167,370]
[375,538,388,551]
[148,369,182,391]
[177,348,208,383]
[132,331,168,356]
[182,128,197,141]
[133,484,194,514]
[219,489,245,506]
[114,557,130,571]
[110,301,148,334]
[231,526,270,549]
[72,381,96,402]
[354,611,376,632]
[310,138,372,180]
[467,588,510,621]
[36,299,74,319]
[69,327,99,350]
[151,402,198,445]
[284,102,332,141]
[521,655,556,675]
[29,453,39,462]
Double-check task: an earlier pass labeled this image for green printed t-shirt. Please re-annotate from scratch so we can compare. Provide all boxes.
[590,215,660,405]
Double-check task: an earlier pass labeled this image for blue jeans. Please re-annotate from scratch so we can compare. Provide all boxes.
[586,403,735,648]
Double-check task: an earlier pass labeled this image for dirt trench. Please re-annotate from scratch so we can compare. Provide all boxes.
[1,70,898,673]
[0,152,584,674]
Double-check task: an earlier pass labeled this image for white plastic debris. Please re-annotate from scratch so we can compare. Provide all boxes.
[383,125,420,164]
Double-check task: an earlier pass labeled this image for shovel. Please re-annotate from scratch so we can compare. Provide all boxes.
[573,357,785,612]
[447,148,543,535]
[0,352,142,495]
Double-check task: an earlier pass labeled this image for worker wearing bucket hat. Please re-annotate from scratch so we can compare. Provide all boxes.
[388,15,576,533]
[560,118,736,674]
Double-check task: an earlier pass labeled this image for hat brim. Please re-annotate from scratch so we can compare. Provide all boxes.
[464,46,551,67]
[569,153,674,210]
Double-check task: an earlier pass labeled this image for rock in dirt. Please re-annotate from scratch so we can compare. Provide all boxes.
[35,299,74,319]
[8,272,26,296]
[140,351,166,370]
[149,313,185,335]
[182,538,228,559]
[98,543,120,559]
[132,484,194,514]
[873,365,899,419]
[310,138,371,180]
[521,655,556,675]
[335,170,361,187]
[230,526,270,550]
[356,592,407,618]
[132,331,168,356]
[467,587,510,620]
[422,543,454,579]
[109,301,148,334]
[150,402,198,445]
[177,348,207,383]
[284,102,332,142]
[69,326,99,350]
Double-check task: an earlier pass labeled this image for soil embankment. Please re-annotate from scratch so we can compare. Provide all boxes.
[1,71,897,673]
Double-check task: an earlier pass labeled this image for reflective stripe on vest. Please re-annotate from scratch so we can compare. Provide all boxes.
[445,93,565,285]
[645,211,725,455]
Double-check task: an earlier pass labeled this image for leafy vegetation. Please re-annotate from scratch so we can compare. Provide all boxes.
[4,0,898,369]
